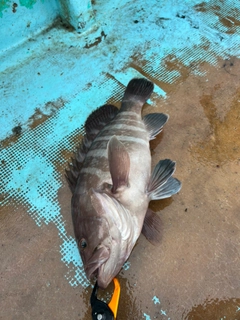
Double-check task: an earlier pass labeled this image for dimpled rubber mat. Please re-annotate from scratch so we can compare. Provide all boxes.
[1,0,240,319]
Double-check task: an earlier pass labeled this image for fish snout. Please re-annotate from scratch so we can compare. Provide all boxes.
[96,273,112,289]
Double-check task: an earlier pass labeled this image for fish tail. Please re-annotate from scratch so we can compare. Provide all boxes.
[121,78,154,112]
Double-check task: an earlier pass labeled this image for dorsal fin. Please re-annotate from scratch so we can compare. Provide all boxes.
[85,104,119,140]
[65,104,119,193]
[65,135,91,193]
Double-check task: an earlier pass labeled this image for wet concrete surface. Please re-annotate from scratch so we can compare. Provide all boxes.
[1,56,240,319]
[130,57,240,319]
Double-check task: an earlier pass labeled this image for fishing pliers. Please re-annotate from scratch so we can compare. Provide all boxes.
[91,278,120,320]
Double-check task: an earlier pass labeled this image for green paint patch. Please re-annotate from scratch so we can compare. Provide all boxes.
[0,0,11,18]
[0,0,40,16]
[19,0,37,9]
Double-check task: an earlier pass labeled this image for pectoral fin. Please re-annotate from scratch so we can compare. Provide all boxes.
[148,159,182,200]
[142,208,163,245]
[108,136,130,193]
[143,113,169,140]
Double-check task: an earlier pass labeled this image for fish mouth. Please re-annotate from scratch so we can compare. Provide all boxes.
[96,266,113,289]
[85,245,110,280]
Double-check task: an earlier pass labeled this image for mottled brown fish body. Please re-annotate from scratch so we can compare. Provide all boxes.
[76,109,151,207]
[66,78,181,288]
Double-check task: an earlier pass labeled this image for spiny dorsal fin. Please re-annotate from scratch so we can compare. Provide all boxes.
[65,105,118,194]
[143,113,169,140]
[65,135,91,193]
[65,167,79,194]
[85,104,119,140]
[121,78,154,112]
[142,208,163,245]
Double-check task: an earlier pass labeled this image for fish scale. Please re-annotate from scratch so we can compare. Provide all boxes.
[66,78,182,289]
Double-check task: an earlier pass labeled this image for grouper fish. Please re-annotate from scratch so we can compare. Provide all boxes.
[66,78,181,289]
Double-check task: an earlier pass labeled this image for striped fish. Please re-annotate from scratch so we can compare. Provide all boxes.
[66,78,181,289]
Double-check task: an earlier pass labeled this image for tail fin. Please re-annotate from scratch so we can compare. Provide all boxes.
[121,78,154,111]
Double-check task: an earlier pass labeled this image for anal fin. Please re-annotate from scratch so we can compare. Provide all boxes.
[142,208,163,245]
[143,113,169,140]
[148,159,182,200]
[151,176,181,200]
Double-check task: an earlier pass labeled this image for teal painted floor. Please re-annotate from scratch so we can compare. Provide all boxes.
[1,0,240,319]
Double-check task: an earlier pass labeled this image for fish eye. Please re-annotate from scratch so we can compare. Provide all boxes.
[79,238,87,249]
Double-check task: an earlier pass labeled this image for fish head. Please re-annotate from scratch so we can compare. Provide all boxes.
[72,189,129,289]
[77,215,112,280]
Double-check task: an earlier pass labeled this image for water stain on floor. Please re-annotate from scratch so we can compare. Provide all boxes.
[191,87,240,165]
[184,298,240,319]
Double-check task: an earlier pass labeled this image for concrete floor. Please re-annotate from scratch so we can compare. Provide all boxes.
[1,1,240,319]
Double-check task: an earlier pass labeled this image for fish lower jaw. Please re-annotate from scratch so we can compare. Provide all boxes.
[96,264,114,289]
[85,245,110,280]
[86,266,99,280]
[97,278,110,289]
[86,263,106,283]
[85,261,101,280]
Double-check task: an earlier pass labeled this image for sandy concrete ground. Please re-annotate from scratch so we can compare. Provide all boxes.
[1,56,240,320]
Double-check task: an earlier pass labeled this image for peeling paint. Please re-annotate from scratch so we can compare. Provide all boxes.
[0,0,40,17]
[0,0,11,17]
[19,0,38,9]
